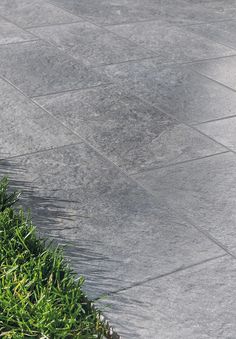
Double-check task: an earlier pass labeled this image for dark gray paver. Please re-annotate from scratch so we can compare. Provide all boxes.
[97,256,236,339]
[0,17,36,45]
[0,40,108,97]
[0,78,78,158]
[134,152,236,256]
[34,84,224,174]
[191,55,236,90]
[105,22,236,63]
[1,0,236,337]
[29,22,155,67]
[101,62,236,123]
[0,143,223,298]
[0,0,81,28]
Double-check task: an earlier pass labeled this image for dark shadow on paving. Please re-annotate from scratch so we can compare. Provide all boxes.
[0,159,119,299]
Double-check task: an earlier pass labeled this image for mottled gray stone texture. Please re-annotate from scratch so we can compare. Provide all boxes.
[1,0,236,338]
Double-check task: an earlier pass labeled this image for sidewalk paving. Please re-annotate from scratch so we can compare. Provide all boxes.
[1,0,236,338]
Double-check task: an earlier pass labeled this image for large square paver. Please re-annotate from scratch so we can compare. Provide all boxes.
[101,62,236,124]
[106,22,236,63]
[97,256,236,339]
[134,152,236,256]
[0,143,223,297]
[0,78,78,158]
[0,0,81,28]
[34,84,225,174]
[29,22,155,67]
[0,40,108,97]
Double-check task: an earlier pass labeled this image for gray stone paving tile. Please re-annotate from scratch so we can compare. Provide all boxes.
[196,116,236,151]
[134,152,236,256]
[191,55,236,90]
[97,256,236,339]
[29,22,155,67]
[49,0,168,25]
[0,143,224,297]
[186,21,236,50]
[0,17,36,45]
[106,22,236,63]
[100,62,236,124]
[0,40,108,97]
[34,84,225,174]
[0,78,78,158]
[0,0,81,28]
[50,0,236,25]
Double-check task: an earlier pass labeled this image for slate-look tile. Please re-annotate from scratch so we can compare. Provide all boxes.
[0,0,80,28]
[106,22,235,63]
[35,85,224,174]
[0,40,108,97]
[49,0,168,25]
[0,78,78,158]
[101,62,236,124]
[49,0,236,25]
[97,256,236,339]
[134,152,236,255]
[29,22,155,67]
[0,17,36,45]
[0,143,223,297]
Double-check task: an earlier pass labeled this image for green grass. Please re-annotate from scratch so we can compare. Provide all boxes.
[0,177,109,338]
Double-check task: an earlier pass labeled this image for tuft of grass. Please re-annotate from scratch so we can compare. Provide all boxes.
[0,177,109,338]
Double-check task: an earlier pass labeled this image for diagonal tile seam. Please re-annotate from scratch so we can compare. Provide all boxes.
[103,18,236,28]
[189,63,236,93]
[30,83,112,99]
[0,74,234,260]
[0,39,39,47]
[24,20,83,29]
[191,114,236,126]
[94,254,228,301]
[130,151,230,176]
[0,142,83,162]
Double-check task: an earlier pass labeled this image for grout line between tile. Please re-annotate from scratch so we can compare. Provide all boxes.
[130,150,230,176]
[24,20,83,29]
[0,142,83,162]
[189,66,236,93]
[30,83,110,99]
[0,38,39,46]
[192,114,236,126]
[96,254,228,299]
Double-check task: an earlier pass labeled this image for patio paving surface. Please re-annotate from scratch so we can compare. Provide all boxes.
[1,0,236,338]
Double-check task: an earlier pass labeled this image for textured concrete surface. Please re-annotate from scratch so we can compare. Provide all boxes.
[1,0,236,338]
